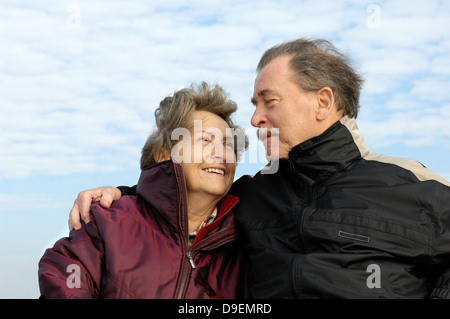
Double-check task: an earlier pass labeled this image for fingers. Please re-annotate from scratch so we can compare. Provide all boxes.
[99,193,114,209]
[78,191,93,225]
[99,187,122,209]
[67,187,122,231]
[68,203,82,231]
[68,189,97,231]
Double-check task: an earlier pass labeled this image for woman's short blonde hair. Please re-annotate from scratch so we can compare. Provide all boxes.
[141,82,248,169]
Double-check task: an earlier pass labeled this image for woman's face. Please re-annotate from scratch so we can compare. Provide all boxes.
[177,111,236,201]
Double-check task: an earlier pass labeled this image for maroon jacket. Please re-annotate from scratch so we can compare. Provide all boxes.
[38,160,248,299]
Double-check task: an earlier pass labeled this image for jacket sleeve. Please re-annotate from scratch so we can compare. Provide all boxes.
[429,185,450,299]
[38,216,104,299]
[117,185,137,196]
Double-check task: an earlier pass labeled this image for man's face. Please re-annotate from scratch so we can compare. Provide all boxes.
[251,55,321,159]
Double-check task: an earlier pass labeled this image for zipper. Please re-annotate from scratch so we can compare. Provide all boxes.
[187,225,238,269]
[176,225,238,298]
[175,255,189,299]
[171,162,239,298]
[173,163,194,299]
[175,227,239,298]
[186,251,196,269]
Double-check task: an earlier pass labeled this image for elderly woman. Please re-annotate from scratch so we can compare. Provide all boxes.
[38,82,249,299]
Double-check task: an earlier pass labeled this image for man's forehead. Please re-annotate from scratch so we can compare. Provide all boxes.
[253,57,291,93]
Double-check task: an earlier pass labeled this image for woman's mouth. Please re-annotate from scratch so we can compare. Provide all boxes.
[203,167,225,176]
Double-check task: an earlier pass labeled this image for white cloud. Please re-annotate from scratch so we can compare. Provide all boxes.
[1,0,449,180]
[411,78,450,102]
[359,103,450,149]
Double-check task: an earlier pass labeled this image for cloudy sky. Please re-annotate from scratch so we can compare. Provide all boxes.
[1,0,449,298]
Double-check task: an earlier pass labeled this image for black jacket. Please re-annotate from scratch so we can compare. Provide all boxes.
[231,116,450,299]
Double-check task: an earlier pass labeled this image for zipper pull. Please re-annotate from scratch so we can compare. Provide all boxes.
[186,251,196,269]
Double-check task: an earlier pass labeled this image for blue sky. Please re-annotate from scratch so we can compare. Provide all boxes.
[1,0,449,298]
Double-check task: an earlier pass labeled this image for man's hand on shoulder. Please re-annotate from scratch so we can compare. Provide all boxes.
[68,187,121,230]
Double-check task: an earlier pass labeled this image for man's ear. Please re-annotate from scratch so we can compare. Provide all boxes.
[315,87,335,121]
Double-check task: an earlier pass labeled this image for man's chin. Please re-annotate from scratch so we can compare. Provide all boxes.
[265,151,283,162]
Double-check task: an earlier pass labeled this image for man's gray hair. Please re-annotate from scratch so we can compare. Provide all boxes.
[257,38,364,118]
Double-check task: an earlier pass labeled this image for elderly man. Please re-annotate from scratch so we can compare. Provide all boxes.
[69,38,450,299]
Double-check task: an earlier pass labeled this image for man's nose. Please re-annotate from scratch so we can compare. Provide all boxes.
[251,108,266,127]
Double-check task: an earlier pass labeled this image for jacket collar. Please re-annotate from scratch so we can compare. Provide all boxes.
[135,160,239,235]
[288,116,370,184]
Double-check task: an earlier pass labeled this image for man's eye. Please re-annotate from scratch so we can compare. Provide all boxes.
[265,99,276,106]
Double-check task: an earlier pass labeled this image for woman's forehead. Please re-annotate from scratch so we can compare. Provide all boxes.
[190,111,230,129]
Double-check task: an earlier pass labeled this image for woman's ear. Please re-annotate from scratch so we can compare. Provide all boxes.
[154,148,171,163]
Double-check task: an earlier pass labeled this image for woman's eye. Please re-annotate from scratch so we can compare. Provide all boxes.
[225,142,234,150]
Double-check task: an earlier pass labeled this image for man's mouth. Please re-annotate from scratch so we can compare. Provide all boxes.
[257,128,277,142]
[203,167,225,176]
